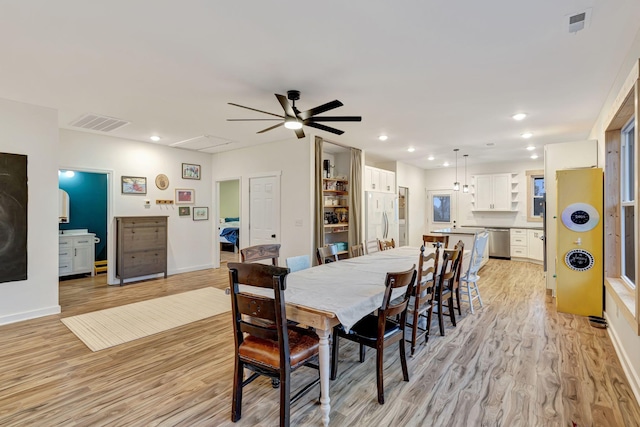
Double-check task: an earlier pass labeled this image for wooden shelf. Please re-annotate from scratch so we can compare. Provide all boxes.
[324,205,348,208]
[323,190,348,195]
[324,223,348,228]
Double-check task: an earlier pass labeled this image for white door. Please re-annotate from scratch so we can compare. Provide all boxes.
[249,175,280,246]
[427,189,457,231]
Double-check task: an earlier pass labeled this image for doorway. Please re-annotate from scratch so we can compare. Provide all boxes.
[217,178,240,265]
[398,187,408,246]
[427,189,457,231]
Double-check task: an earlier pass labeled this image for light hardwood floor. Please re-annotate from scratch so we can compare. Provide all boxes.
[1,260,639,426]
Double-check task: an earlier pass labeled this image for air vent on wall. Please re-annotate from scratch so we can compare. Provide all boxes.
[69,113,130,132]
[566,8,592,34]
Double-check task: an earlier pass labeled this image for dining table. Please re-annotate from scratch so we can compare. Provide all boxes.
[239,245,467,426]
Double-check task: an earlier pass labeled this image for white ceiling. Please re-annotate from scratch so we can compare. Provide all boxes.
[1,1,639,169]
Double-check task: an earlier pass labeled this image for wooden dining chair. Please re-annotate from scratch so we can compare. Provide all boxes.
[350,243,365,258]
[451,240,465,316]
[365,239,380,254]
[285,254,311,272]
[422,234,449,248]
[406,245,440,356]
[378,238,395,251]
[240,244,281,266]
[460,231,489,313]
[228,262,320,427]
[331,265,417,404]
[431,246,462,336]
[316,244,339,264]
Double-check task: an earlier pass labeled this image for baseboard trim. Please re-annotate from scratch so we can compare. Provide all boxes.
[604,312,640,407]
[0,305,61,326]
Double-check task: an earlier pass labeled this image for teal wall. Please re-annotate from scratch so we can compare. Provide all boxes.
[59,171,107,260]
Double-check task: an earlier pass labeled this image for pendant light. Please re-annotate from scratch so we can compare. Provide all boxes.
[463,154,469,193]
[453,148,460,191]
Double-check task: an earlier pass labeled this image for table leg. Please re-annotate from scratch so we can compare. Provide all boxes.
[317,327,331,426]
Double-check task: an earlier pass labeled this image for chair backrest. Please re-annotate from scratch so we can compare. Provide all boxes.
[228,262,290,369]
[451,240,465,291]
[378,238,395,251]
[286,254,311,272]
[350,243,365,258]
[437,247,461,296]
[422,234,449,248]
[379,265,417,326]
[317,244,339,264]
[365,239,380,254]
[240,244,281,266]
[415,246,438,308]
[464,231,489,277]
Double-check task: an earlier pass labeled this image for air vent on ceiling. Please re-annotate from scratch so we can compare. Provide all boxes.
[566,8,592,34]
[69,113,130,132]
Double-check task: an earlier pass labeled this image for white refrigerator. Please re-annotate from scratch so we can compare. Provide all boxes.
[365,191,399,243]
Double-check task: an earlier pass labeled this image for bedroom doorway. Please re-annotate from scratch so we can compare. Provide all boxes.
[217,178,240,265]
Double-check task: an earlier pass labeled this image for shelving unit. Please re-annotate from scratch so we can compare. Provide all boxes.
[323,178,349,257]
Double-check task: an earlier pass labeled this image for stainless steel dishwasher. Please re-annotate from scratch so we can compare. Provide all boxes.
[486,228,510,259]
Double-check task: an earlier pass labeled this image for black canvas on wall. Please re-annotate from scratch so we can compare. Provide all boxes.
[0,152,27,283]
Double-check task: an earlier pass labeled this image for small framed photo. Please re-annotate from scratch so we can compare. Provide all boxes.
[178,206,191,217]
[175,188,195,204]
[182,163,201,180]
[193,207,209,221]
[121,176,147,194]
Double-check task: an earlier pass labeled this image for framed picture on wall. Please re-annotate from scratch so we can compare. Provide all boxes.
[193,207,208,221]
[178,206,191,217]
[121,176,147,194]
[175,188,195,204]
[182,163,201,180]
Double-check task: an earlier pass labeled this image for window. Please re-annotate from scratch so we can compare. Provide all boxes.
[526,170,544,222]
[432,194,451,223]
[621,119,636,287]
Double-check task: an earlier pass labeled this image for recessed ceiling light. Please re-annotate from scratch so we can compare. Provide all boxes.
[150,135,161,142]
[521,132,533,139]
[379,135,388,141]
[526,145,535,151]
[407,147,415,152]
[428,155,435,161]
[443,162,450,167]
[530,154,539,159]
[486,142,495,146]
[512,113,527,121]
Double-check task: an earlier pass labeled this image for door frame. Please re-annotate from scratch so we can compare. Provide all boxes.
[215,176,242,268]
[427,189,458,231]
[247,171,281,247]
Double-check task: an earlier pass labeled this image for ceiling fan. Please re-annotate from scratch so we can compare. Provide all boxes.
[227,90,362,139]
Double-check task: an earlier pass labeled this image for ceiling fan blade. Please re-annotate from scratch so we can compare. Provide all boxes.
[294,128,305,139]
[257,122,284,133]
[275,94,297,118]
[227,118,282,121]
[228,102,284,118]
[298,100,343,120]
[305,122,344,135]
[306,116,362,122]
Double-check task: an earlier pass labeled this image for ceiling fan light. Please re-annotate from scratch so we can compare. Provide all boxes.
[284,118,302,130]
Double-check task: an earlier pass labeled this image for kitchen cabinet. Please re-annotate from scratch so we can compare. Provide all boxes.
[510,228,528,258]
[364,166,395,193]
[527,229,544,262]
[59,233,95,277]
[116,216,168,285]
[472,173,516,211]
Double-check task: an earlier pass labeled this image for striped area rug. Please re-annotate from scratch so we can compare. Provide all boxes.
[61,287,230,352]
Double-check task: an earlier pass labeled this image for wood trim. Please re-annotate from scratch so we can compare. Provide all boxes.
[605,130,621,278]
[605,277,638,334]
[525,169,544,222]
[635,80,640,330]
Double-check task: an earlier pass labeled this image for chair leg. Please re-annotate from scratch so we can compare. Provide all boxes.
[399,338,409,382]
[279,369,291,427]
[425,309,433,343]
[448,295,457,326]
[231,360,244,422]
[410,314,418,356]
[330,331,339,380]
[466,282,475,314]
[376,346,385,404]
[359,344,366,363]
[437,299,445,336]
[455,288,462,315]
[475,281,484,307]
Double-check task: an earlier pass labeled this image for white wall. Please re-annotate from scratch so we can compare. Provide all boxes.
[59,129,214,283]
[424,159,544,230]
[0,98,60,325]
[211,136,313,266]
[395,162,428,247]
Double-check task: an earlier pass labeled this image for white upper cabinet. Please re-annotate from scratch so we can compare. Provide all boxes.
[472,173,516,211]
[364,166,395,193]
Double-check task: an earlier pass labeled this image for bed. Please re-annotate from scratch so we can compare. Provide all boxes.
[219,219,240,252]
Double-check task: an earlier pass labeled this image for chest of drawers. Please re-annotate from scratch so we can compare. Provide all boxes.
[115,216,168,285]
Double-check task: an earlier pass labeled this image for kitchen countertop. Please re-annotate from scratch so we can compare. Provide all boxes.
[461,225,543,230]
[431,227,486,235]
